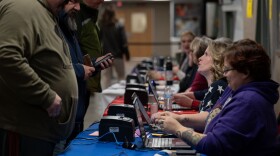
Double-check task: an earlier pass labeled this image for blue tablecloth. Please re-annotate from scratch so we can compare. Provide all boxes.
[58,122,162,156]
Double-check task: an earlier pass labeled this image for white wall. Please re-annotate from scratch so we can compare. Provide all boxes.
[206,3,217,38]
[221,0,244,41]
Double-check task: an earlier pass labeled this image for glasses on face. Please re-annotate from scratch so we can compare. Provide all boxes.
[223,67,235,74]
[64,0,80,4]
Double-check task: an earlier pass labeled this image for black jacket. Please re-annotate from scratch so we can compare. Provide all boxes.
[100,23,130,59]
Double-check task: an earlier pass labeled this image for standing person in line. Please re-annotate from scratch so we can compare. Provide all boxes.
[75,0,105,124]
[56,1,112,153]
[99,6,130,89]
[0,0,78,155]
[155,39,280,156]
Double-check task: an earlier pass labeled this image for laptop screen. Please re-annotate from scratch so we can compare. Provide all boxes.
[132,92,152,124]
[148,80,160,105]
[134,68,145,84]
[133,94,147,142]
[133,93,192,150]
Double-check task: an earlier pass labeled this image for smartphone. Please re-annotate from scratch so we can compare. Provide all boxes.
[94,54,113,69]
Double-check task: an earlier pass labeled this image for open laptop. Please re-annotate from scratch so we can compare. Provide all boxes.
[132,93,191,149]
[134,68,145,84]
[148,80,191,110]
[131,92,160,131]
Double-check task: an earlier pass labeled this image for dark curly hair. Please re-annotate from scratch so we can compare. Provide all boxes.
[223,39,271,81]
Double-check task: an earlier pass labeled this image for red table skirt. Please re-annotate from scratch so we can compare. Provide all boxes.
[103,96,198,116]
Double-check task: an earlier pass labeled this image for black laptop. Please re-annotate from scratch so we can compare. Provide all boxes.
[132,93,191,149]
[132,92,160,131]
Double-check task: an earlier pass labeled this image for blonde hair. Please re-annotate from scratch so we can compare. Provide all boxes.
[190,36,212,60]
[208,40,231,81]
[214,37,233,45]
[180,31,195,41]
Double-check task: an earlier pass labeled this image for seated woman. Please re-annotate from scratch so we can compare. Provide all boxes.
[152,39,230,132]
[182,37,233,101]
[154,39,279,156]
[177,36,210,94]
[148,31,195,84]
[173,39,229,111]
[172,31,195,79]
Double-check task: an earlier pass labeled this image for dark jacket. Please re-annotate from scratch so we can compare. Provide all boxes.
[100,23,130,59]
[58,11,87,122]
[76,2,102,93]
[178,64,198,93]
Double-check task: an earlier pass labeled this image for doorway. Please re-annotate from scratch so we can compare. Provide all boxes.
[116,7,153,57]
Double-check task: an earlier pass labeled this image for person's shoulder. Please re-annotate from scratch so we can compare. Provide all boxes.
[2,0,34,11]
[1,0,44,21]
[211,77,228,87]
[18,0,41,10]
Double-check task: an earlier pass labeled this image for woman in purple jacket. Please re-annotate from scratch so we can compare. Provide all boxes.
[155,39,279,156]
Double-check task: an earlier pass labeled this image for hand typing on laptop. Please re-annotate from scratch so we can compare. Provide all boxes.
[133,93,191,149]
[151,111,181,124]
[152,112,205,148]
[152,112,184,132]
[154,115,183,134]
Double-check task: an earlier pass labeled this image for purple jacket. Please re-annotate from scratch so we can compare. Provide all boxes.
[197,80,279,156]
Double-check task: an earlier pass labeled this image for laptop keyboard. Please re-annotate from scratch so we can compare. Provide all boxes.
[151,138,172,147]
[149,124,162,131]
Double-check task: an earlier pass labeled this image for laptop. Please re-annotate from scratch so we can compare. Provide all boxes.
[131,92,160,131]
[148,80,191,110]
[134,68,145,84]
[132,93,191,149]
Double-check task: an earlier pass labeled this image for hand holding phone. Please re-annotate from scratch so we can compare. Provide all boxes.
[94,54,114,70]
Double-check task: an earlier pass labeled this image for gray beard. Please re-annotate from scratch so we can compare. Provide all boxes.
[67,16,77,31]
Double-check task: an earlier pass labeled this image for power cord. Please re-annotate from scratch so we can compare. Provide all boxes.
[122,137,137,150]
[60,131,132,156]
[61,131,122,154]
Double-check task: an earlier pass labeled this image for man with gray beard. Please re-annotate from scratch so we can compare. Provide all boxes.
[55,1,112,153]
[58,1,95,144]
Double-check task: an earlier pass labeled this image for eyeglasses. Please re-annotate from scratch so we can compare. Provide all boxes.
[64,0,80,4]
[223,67,235,74]
[71,0,81,2]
